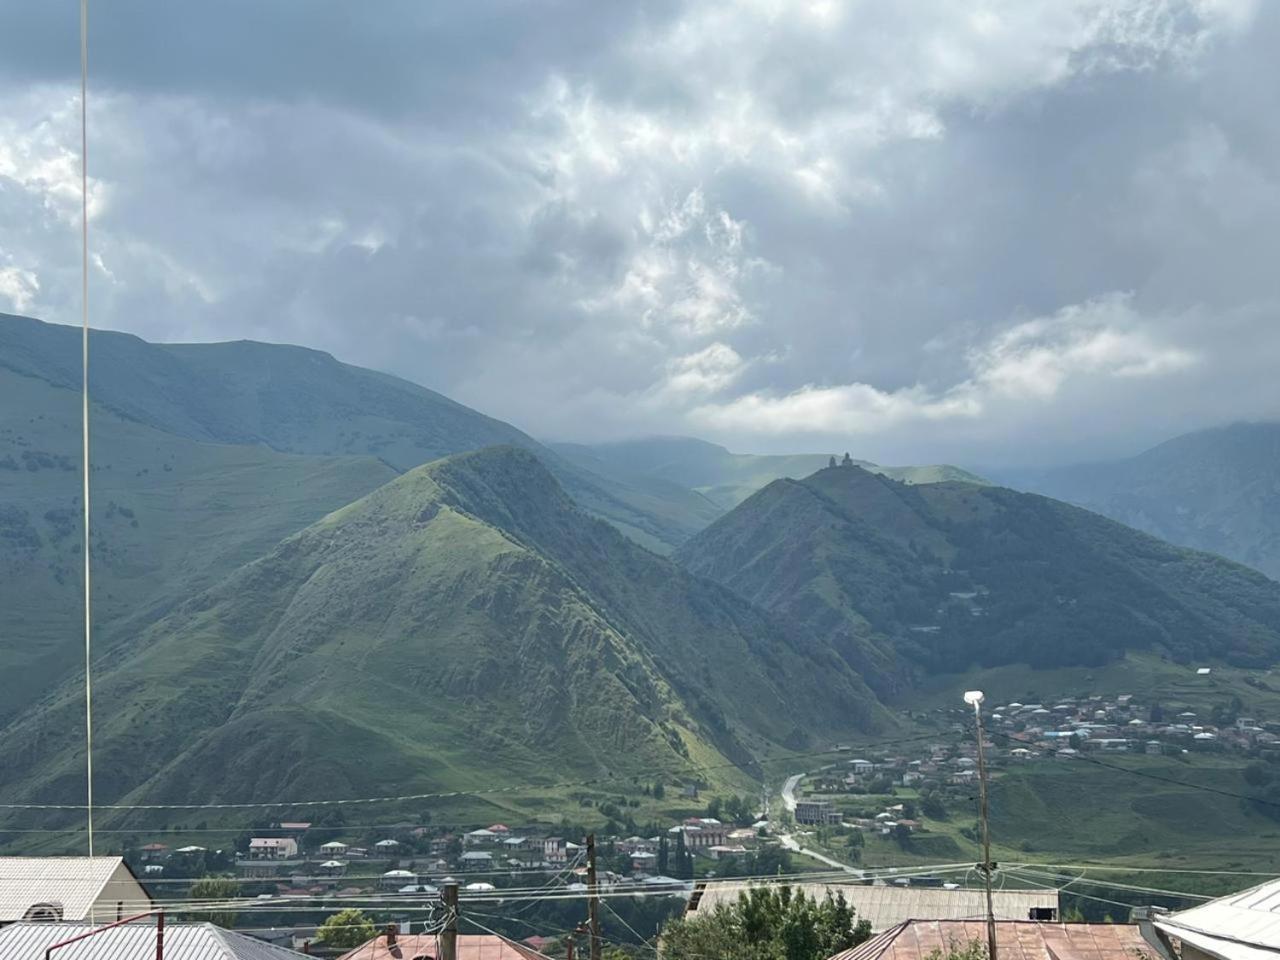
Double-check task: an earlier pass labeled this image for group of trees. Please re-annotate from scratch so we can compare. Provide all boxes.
[660,885,871,960]
[705,794,756,825]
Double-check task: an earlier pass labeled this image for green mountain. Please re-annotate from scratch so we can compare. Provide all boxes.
[0,447,889,812]
[1017,422,1280,581]
[0,362,399,724]
[550,435,987,510]
[676,463,1280,690]
[0,314,727,719]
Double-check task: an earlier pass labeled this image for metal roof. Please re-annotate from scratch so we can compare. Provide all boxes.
[827,920,1156,960]
[1154,875,1280,957]
[0,858,142,922]
[689,881,1058,932]
[338,933,548,960]
[0,922,308,960]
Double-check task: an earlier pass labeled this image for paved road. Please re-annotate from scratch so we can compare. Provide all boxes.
[781,773,803,812]
[775,772,863,876]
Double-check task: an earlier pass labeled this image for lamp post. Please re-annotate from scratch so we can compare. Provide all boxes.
[965,689,997,960]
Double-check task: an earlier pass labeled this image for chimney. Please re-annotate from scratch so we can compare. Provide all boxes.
[386,923,398,947]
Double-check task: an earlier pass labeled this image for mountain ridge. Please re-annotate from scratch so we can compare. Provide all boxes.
[677,463,1280,687]
[1015,421,1280,580]
[0,446,891,813]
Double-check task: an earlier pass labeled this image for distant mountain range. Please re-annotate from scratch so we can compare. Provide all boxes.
[550,436,986,510]
[7,311,1280,816]
[1012,422,1280,581]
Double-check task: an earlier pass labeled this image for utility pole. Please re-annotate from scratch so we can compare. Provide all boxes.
[564,931,575,960]
[586,834,602,960]
[441,881,458,960]
[965,690,997,960]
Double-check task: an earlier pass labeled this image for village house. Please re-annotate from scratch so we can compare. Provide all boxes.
[249,837,299,860]
[675,818,729,849]
[460,851,494,870]
[795,800,843,826]
[543,837,568,863]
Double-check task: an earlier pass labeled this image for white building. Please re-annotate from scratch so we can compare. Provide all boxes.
[248,838,299,860]
[0,858,151,926]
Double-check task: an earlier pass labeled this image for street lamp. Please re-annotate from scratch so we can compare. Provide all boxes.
[965,690,997,960]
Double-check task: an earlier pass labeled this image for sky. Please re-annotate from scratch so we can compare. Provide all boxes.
[0,1,1277,468]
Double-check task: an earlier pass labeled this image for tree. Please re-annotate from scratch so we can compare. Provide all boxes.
[657,835,670,875]
[921,791,947,821]
[316,909,377,949]
[661,885,871,960]
[922,940,989,960]
[187,877,239,929]
[828,456,837,468]
[653,782,665,800]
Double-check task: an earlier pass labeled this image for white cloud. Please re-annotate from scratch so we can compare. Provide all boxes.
[690,295,1197,434]
[0,262,39,313]
[0,0,1274,463]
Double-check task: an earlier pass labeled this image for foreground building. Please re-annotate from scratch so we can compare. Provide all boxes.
[0,857,151,926]
[0,921,307,960]
[1146,876,1280,959]
[339,931,549,960]
[688,881,1059,932]
[828,919,1156,960]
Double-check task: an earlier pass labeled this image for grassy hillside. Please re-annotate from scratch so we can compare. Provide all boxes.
[677,463,1280,688]
[549,436,987,510]
[1016,422,1280,581]
[0,313,720,553]
[0,366,397,723]
[0,448,890,819]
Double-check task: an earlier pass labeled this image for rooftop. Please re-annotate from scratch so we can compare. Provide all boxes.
[690,882,1058,933]
[338,933,547,960]
[0,857,147,923]
[0,921,306,960]
[828,920,1155,960]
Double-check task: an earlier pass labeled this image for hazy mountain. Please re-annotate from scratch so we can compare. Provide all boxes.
[0,313,721,554]
[1015,422,1280,581]
[550,435,987,510]
[0,448,889,811]
[677,463,1280,690]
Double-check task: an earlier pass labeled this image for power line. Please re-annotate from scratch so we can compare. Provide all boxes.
[992,730,1280,812]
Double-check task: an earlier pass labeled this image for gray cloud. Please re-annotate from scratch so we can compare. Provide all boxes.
[0,0,1277,468]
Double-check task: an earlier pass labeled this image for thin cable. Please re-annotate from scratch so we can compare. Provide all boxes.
[79,0,94,862]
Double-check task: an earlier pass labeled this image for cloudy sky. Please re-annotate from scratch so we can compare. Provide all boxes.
[0,0,1277,468]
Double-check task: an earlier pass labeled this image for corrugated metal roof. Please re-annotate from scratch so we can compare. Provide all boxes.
[827,920,1156,960]
[0,922,308,960]
[689,882,1058,932]
[338,933,549,960]
[1155,875,1280,955]
[0,858,137,922]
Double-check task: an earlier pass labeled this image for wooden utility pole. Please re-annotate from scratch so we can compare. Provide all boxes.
[966,691,998,960]
[441,882,459,960]
[564,932,575,960]
[586,834,602,960]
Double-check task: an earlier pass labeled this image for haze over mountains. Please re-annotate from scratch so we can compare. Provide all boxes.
[549,437,986,510]
[6,311,1280,814]
[1015,422,1280,581]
